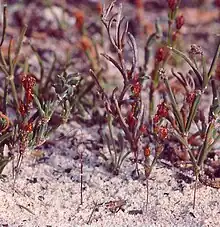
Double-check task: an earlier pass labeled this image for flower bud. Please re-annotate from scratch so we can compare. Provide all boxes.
[167,0,177,11]
[176,15,184,30]
[155,47,165,63]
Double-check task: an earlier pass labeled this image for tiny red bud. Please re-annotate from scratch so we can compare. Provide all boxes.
[155,48,165,63]
[26,90,34,104]
[74,10,84,31]
[126,112,136,129]
[22,122,33,133]
[21,73,36,93]
[153,114,160,124]
[19,101,26,116]
[176,15,184,30]
[140,124,147,134]
[167,0,177,11]
[132,82,141,96]
[158,126,168,139]
[172,31,178,41]
[144,146,151,157]
[157,102,169,118]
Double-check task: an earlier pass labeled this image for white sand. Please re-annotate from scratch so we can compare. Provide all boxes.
[0,123,219,227]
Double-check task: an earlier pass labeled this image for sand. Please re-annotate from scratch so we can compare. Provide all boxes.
[0,123,219,227]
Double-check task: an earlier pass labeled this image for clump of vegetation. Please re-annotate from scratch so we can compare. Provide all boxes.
[0,3,81,183]
[0,0,219,211]
[89,0,220,209]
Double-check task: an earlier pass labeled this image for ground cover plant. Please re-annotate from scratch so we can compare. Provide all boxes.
[0,0,219,225]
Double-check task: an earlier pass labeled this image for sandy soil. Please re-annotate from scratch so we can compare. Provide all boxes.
[0,123,219,227]
[0,1,219,227]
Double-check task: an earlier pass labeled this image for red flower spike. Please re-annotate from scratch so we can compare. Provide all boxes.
[157,102,169,118]
[140,124,147,134]
[132,82,141,97]
[74,10,84,31]
[172,31,178,41]
[155,48,165,63]
[158,126,168,139]
[19,101,26,116]
[20,73,36,107]
[131,74,141,97]
[24,122,33,133]
[126,112,136,129]
[144,146,151,157]
[167,0,177,11]
[214,0,220,7]
[26,90,34,104]
[176,15,184,30]
[21,73,36,91]
[153,114,160,124]
[21,122,33,133]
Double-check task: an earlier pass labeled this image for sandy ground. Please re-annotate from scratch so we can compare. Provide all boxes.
[0,122,219,227]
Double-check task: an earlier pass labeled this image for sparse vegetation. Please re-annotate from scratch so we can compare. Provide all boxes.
[0,1,219,224]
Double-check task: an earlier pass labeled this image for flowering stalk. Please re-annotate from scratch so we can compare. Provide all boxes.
[160,38,220,208]
[89,2,146,175]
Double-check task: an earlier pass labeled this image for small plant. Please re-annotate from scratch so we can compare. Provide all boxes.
[0,3,81,182]
[157,39,220,208]
[90,0,220,209]
[90,1,146,176]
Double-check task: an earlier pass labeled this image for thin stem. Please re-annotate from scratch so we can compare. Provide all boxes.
[208,38,220,80]
[80,146,83,205]
[193,169,199,209]
[107,114,117,166]
[0,2,7,47]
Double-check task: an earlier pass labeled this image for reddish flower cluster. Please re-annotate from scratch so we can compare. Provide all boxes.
[157,102,169,117]
[154,125,168,139]
[19,101,26,116]
[175,15,184,30]
[167,0,177,11]
[158,126,168,139]
[21,73,36,104]
[131,75,141,97]
[153,102,169,123]
[74,10,84,31]
[19,73,36,116]
[155,48,166,63]
[140,124,147,134]
[126,110,137,130]
[154,126,168,140]
[21,122,33,133]
[144,145,151,157]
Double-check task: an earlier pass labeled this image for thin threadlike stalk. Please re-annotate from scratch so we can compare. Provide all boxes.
[80,146,83,205]
[193,170,199,209]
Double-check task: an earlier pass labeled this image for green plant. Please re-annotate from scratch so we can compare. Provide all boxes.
[0,3,81,183]
[90,1,146,176]
[157,39,220,208]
